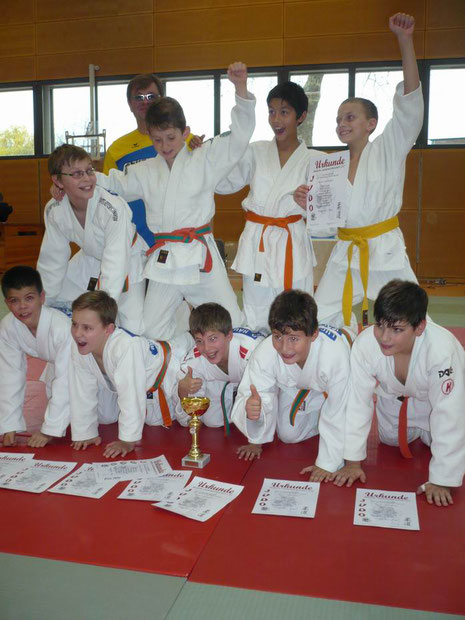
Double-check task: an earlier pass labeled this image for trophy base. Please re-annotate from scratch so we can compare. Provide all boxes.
[182,453,211,469]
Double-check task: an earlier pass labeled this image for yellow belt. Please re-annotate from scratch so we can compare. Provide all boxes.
[338,215,399,327]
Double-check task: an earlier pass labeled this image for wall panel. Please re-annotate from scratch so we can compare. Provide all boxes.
[37,48,153,80]
[284,31,424,65]
[37,0,153,21]
[0,57,35,82]
[0,0,34,25]
[0,160,41,224]
[0,25,35,58]
[155,5,283,46]
[418,211,465,279]
[36,16,152,55]
[421,150,465,210]
[426,0,465,29]
[156,0,274,9]
[155,40,283,72]
[425,29,465,58]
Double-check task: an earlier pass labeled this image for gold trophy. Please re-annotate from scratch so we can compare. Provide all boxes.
[181,397,211,468]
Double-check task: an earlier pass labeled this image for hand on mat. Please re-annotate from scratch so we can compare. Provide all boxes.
[417,482,453,507]
[331,461,366,487]
[178,367,203,399]
[28,431,52,448]
[293,184,309,209]
[300,464,334,483]
[246,384,261,420]
[2,431,17,447]
[236,443,262,461]
[71,436,102,451]
[50,183,64,201]
[103,440,135,459]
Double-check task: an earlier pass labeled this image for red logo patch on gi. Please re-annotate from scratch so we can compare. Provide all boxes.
[239,346,248,359]
[441,379,454,395]
[193,347,201,358]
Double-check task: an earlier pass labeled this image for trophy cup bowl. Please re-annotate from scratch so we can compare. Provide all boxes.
[181,397,211,468]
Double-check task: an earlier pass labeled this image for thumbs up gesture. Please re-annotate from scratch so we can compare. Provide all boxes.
[246,384,262,420]
[178,366,203,399]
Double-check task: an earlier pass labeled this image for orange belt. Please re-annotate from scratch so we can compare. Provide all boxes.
[245,211,302,290]
[147,341,172,427]
[146,224,213,273]
[398,396,413,458]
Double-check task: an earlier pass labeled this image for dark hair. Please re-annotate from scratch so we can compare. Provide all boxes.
[374,280,428,329]
[2,265,43,297]
[72,291,117,326]
[189,303,232,336]
[340,97,378,122]
[266,82,308,119]
[145,97,186,132]
[268,289,318,336]
[127,73,164,101]
[48,144,91,176]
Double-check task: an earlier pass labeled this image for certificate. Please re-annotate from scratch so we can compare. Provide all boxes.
[92,456,172,482]
[0,460,77,493]
[354,488,420,530]
[155,476,244,522]
[49,464,119,499]
[118,470,191,502]
[0,453,35,481]
[252,478,320,518]
[306,150,349,233]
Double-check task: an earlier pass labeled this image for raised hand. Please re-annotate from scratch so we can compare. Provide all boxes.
[245,384,262,420]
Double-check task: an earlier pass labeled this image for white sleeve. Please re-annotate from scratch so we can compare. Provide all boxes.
[230,345,278,444]
[112,339,149,442]
[426,347,465,487]
[315,348,350,472]
[69,350,100,441]
[37,205,72,303]
[214,144,254,194]
[205,93,256,187]
[40,335,71,437]
[96,169,145,204]
[0,329,27,434]
[97,199,134,302]
[343,340,378,462]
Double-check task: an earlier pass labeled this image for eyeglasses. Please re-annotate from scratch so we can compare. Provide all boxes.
[132,93,160,102]
[60,167,96,179]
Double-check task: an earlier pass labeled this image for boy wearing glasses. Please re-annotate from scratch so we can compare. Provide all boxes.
[38,144,146,334]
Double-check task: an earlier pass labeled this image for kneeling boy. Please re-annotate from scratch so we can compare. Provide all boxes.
[231,290,351,480]
[334,280,465,506]
[176,303,264,431]
[69,291,190,458]
[0,266,71,447]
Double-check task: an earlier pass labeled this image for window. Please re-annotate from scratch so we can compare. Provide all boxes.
[290,72,349,147]
[428,66,465,145]
[43,84,91,152]
[166,78,214,139]
[0,88,34,156]
[97,83,134,148]
[220,73,278,141]
[355,69,402,139]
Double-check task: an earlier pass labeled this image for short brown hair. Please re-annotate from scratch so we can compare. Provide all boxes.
[72,291,117,326]
[269,289,318,336]
[146,97,186,132]
[48,144,91,176]
[189,303,232,336]
[127,73,164,101]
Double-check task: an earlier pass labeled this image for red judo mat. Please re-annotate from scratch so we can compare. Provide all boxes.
[1,346,465,615]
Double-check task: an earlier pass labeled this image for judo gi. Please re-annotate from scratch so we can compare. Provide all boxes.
[216,139,319,331]
[96,92,256,340]
[0,306,71,437]
[344,322,465,487]
[315,83,424,330]
[231,324,351,472]
[38,186,147,334]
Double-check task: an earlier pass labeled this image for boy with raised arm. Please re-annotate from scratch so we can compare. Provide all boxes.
[0,266,71,448]
[231,290,351,479]
[69,291,191,459]
[295,13,423,333]
[216,81,321,332]
[39,144,147,334]
[333,280,465,507]
[175,303,264,431]
[96,62,255,340]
